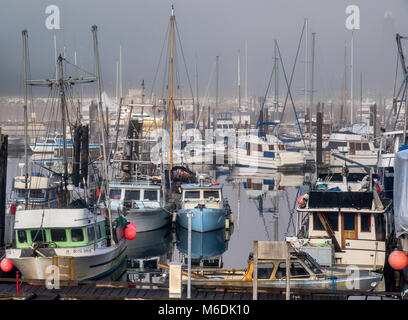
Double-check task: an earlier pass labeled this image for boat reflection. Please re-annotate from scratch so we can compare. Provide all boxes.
[175,223,232,268]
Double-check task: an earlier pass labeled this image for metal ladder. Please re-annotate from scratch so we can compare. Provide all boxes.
[52,256,74,280]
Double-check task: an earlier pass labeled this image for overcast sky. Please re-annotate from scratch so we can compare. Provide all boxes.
[1,0,408,103]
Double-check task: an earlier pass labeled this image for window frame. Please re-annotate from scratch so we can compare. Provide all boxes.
[70,228,85,242]
[50,228,67,242]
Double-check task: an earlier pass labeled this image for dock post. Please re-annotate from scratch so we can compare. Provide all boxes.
[252,240,258,300]
[285,241,290,300]
[187,211,193,299]
[169,263,182,299]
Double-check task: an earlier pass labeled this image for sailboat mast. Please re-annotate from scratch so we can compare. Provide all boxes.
[58,55,69,205]
[22,30,29,209]
[92,25,115,246]
[169,6,175,170]
[238,50,241,128]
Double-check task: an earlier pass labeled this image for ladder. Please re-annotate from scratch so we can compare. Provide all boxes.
[52,256,75,281]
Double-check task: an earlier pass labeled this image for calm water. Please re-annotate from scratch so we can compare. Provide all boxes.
[6,155,306,272]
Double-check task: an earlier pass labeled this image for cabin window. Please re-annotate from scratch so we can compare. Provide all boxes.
[110,189,122,200]
[374,214,386,241]
[275,262,310,279]
[144,190,158,201]
[45,139,55,144]
[279,145,285,150]
[30,229,46,243]
[258,144,263,152]
[87,226,95,242]
[50,229,67,242]
[252,183,263,190]
[362,143,370,151]
[343,213,356,231]
[184,191,201,199]
[361,214,371,232]
[355,143,362,151]
[327,141,347,149]
[71,228,84,242]
[268,145,274,151]
[223,124,228,129]
[313,212,338,231]
[257,263,274,279]
[96,224,102,239]
[125,190,140,201]
[29,189,45,199]
[15,189,26,198]
[17,230,27,243]
[204,190,220,200]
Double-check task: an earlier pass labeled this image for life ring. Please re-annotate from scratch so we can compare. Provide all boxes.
[211,181,220,185]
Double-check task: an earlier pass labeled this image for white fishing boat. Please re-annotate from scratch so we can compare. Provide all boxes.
[6,208,127,281]
[234,134,306,171]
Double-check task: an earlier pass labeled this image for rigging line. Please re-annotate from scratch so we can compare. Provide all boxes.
[195,60,216,129]
[392,80,408,131]
[174,19,195,104]
[278,20,306,126]
[256,60,276,128]
[275,40,307,149]
[385,51,401,130]
[150,19,171,101]
[62,57,96,77]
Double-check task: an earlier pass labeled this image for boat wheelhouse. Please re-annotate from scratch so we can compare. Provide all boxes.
[6,208,127,281]
[296,188,391,271]
[323,132,378,170]
[234,134,306,171]
[177,180,232,233]
[10,174,61,209]
[109,180,174,232]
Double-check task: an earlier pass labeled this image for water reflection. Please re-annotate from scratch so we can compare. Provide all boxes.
[175,224,231,266]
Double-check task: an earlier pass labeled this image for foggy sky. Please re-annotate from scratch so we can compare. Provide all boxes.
[1,0,407,104]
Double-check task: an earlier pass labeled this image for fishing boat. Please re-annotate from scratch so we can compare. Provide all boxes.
[4,27,132,282]
[6,207,128,281]
[183,246,382,291]
[9,173,61,209]
[295,172,392,272]
[176,176,233,233]
[109,178,175,232]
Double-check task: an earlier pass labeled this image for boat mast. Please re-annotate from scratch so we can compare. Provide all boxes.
[169,5,175,171]
[22,30,29,209]
[92,25,115,246]
[58,54,69,206]
[304,18,308,121]
[238,50,241,129]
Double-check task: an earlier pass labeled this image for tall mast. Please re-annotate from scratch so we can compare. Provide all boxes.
[215,55,219,129]
[119,41,123,100]
[350,30,354,125]
[22,30,29,209]
[343,41,347,126]
[245,41,248,107]
[304,18,308,118]
[309,32,315,149]
[58,55,69,205]
[238,50,241,128]
[116,61,119,103]
[274,41,279,121]
[92,25,115,245]
[169,5,175,170]
[360,72,362,123]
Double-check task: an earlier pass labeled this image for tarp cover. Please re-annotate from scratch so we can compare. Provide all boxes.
[394,149,408,237]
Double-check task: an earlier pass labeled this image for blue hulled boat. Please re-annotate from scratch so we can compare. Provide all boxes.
[176,178,232,233]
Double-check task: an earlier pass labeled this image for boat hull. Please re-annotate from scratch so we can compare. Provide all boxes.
[177,208,228,232]
[6,240,127,281]
[118,205,173,233]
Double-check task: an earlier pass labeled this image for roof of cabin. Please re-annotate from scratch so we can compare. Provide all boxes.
[109,182,160,190]
[14,208,105,229]
[181,183,223,190]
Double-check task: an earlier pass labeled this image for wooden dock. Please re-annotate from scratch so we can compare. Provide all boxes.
[0,278,401,300]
